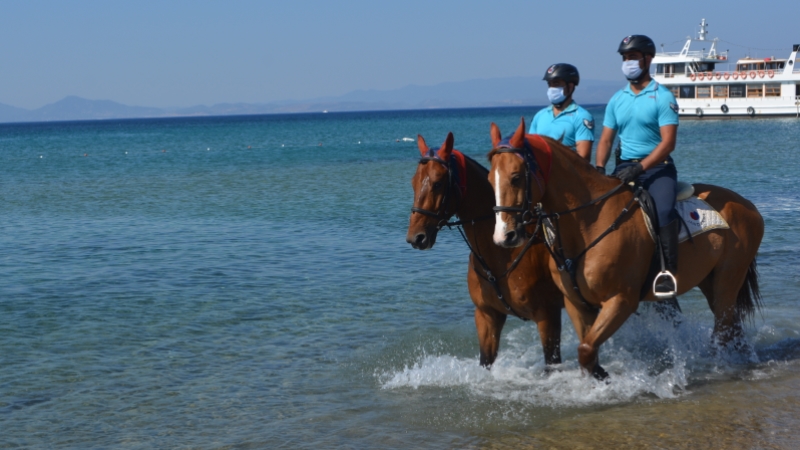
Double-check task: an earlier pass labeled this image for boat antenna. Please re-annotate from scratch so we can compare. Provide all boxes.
[698,18,708,41]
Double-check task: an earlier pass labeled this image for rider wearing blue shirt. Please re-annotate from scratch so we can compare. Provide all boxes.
[529,63,595,160]
[595,35,681,298]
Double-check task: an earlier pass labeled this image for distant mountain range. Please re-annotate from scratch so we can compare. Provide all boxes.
[0,77,624,123]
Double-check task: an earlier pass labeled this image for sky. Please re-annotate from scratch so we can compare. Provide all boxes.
[1,0,797,109]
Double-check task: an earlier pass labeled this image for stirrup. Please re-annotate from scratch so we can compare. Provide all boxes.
[652,270,677,300]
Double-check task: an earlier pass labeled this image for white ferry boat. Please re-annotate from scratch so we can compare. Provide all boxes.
[652,19,800,118]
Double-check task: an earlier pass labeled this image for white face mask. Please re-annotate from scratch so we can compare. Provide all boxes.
[622,59,643,80]
[547,87,566,105]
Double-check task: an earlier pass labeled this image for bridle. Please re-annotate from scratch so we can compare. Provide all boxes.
[491,139,546,227]
[410,152,459,229]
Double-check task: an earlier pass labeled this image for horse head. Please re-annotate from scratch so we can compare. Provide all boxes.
[406,132,459,250]
[487,118,548,248]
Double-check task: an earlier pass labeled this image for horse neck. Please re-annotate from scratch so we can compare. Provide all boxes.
[457,157,495,222]
[541,145,633,227]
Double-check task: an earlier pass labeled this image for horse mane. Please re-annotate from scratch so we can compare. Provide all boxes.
[462,153,489,178]
[537,135,623,191]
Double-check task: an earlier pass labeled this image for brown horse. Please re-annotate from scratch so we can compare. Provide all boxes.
[406,132,565,367]
[487,119,764,378]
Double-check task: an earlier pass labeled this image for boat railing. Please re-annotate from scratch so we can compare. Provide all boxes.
[657,50,707,58]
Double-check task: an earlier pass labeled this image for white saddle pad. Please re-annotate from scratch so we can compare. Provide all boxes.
[641,195,729,243]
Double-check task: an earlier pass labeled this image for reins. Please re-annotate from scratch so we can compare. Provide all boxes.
[411,154,535,320]
[491,139,640,312]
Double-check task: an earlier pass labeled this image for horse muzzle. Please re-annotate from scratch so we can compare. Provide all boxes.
[406,227,438,250]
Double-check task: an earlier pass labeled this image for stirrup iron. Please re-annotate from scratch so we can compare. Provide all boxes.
[653,270,677,300]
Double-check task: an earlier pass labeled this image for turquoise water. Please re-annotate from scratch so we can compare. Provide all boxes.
[1,109,799,448]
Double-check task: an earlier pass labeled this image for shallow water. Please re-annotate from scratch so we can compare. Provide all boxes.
[1,108,799,448]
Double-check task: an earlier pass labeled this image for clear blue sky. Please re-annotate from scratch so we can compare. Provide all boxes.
[1,0,796,109]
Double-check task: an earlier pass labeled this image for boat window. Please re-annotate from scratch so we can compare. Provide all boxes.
[747,84,763,97]
[797,83,800,97]
[729,84,746,98]
[674,63,686,74]
[679,85,695,98]
[656,64,664,74]
[697,63,716,72]
[668,86,680,97]
[713,85,728,98]
[697,86,711,98]
[764,84,781,97]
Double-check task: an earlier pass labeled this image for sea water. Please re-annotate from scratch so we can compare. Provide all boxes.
[1,108,799,448]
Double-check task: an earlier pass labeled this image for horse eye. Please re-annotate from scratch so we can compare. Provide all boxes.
[433,181,443,190]
[510,174,522,185]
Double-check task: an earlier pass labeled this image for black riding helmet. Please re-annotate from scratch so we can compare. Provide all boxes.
[543,63,580,86]
[618,35,656,56]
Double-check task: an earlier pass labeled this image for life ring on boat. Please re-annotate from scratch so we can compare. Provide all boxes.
[768,70,775,78]
[758,71,765,78]
[698,72,705,80]
[723,72,730,80]
[696,108,704,118]
[749,71,756,79]
[715,72,721,80]
[689,73,696,81]
[732,72,739,80]
[740,72,748,79]
[747,106,756,117]
[721,104,729,114]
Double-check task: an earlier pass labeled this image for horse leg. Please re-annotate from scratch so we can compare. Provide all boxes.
[699,271,746,349]
[474,307,507,368]
[532,299,563,365]
[577,296,638,379]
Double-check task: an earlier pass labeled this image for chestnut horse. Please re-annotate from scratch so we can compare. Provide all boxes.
[406,132,565,366]
[488,119,764,378]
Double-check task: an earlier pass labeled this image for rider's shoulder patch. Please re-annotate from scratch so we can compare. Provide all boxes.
[583,118,594,130]
[669,102,679,113]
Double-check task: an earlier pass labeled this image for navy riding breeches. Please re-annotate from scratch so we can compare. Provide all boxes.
[614,158,678,228]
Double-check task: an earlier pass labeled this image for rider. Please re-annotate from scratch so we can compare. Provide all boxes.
[595,35,680,297]
[529,63,595,160]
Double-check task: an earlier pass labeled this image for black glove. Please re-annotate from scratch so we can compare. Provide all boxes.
[595,166,606,175]
[615,163,644,184]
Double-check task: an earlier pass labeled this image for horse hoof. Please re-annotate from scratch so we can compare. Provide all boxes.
[592,364,610,381]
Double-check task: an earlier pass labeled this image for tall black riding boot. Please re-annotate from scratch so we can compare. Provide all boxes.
[655,218,680,296]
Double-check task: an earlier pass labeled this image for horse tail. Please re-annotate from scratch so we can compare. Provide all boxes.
[736,258,763,323]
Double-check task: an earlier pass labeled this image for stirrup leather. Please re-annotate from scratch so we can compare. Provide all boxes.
[653,270,677,299]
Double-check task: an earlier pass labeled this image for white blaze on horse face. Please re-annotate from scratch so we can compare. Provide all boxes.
[493,167,508,245]
[418,176,431,203]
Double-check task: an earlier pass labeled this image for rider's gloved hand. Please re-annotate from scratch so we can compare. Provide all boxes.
[595,166,606,175]
[615,163,644,184]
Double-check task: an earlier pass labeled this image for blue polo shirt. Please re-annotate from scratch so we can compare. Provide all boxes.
[529,102,595,150]
[603,80,679,160]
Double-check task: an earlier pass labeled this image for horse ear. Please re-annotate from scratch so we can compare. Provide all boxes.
[490,123,502,148]
[509,117,526,148]
[436,132,454,160]
[417,134,429,157]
